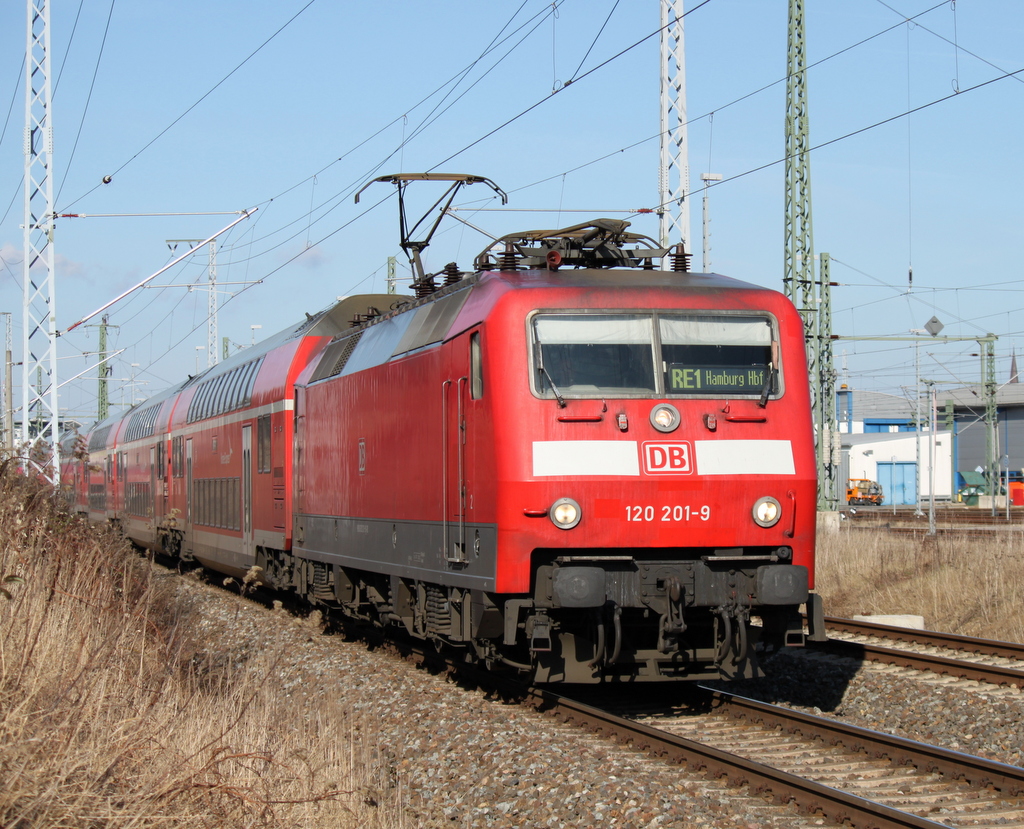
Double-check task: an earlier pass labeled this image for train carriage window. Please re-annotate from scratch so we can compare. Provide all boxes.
[238,363,254,407]
[202,382,214,420]
[532,314,656,396]
[217,478,224,529]
[187,357,264,423]
[226,369,241,411]
[208,374,225,417]
[257,415,271,473]
[241,360,260,406]
[196,377,216,421]
[171,436,183,478]
[659,315,775,397]
[230,478,240,530]
[190,384,208,423]
[216,372,233,415]
[227,366,245,411]
[470,331,484,400]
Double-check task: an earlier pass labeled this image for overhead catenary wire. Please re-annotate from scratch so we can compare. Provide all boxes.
[39,2,1024,411]
[113,5,1000,376]
[55,0,116,203]
[57,0,321,213]
[53,4,560,401]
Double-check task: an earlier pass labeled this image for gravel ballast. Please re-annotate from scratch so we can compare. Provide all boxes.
[169,567,1022,827]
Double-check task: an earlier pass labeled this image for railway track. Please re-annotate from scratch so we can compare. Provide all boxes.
[845,506,1024,525]
[817,616,1024,689]
[844,505,1024,535]
[533,686,1024,829]
[218,571,1024,827]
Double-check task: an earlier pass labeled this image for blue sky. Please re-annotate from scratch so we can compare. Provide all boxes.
[1,0,1022,424]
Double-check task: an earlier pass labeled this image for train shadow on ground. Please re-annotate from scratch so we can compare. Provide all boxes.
[702,646,860,713]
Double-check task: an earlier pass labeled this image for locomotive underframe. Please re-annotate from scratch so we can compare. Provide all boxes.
[251,540,811,683]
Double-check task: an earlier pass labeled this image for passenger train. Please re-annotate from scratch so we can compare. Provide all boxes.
[61,175,822,683]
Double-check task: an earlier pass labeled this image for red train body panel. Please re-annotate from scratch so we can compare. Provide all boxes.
[62,219,819,683]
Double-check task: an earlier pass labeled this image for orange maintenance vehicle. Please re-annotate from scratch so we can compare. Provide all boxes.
[847,479,884,506]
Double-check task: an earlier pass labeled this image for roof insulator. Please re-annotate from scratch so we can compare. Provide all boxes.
[500,242,519,271]
[671,243,692,273]
[443,261,461,286]
[414,275,437,298]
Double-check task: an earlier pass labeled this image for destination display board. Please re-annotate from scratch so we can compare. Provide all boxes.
[667,364,769,394]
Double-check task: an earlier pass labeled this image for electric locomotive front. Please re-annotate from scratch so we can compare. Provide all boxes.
[475,222,820,682]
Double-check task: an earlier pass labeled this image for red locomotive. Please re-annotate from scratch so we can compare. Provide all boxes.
[62,175,821,683]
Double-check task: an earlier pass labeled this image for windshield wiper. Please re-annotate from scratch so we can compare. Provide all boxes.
[758,341,781,408]
[538,365,566,408]
[758,367,776,408]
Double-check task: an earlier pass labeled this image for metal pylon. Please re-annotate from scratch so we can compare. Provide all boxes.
[784,0,815,344]
[205,241,218,367]
[818,253,838,508]
[784,0,837,510]
[981,335,998,508]
[22,0,59,482]
[167,238,220,368]
[659,0,691,257]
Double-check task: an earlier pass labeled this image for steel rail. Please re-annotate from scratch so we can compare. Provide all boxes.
[810,637,1024,688]
[712,690,1024,797]
[824,616,1024,661]
[526,686,951,829]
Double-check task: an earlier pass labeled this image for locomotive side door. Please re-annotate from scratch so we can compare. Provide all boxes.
[442,330,479,565]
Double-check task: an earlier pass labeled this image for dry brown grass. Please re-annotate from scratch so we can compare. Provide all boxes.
[816,522,1024,643]
[0,460,403,829]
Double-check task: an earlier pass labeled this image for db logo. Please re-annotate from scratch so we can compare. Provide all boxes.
[642,441,693,475]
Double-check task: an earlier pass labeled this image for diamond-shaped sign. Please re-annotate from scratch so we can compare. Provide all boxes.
[924,316,944,336]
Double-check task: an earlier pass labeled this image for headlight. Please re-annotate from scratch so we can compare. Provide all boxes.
[752,496,782,527]
[550,497,582,530]
[650,403,681,433]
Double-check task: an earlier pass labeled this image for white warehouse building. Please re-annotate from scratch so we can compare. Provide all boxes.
[841,430,954,505]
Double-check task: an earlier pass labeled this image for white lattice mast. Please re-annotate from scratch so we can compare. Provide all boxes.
[659,0,691,260]
[22,0,59,482]
[168,238,220,369]
[205,241,218,367]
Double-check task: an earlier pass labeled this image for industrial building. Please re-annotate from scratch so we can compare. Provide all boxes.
[836,384,1024,506]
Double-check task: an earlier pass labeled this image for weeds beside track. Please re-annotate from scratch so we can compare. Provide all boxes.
[0,460,400,829]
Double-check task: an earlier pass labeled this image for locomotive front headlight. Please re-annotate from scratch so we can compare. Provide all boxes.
[650,403,681,433]
[550,497,582,530]
[752,496,782,528]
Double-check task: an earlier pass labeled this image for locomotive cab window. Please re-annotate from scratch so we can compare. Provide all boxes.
[532,314,656,396]
[530,311,779,399]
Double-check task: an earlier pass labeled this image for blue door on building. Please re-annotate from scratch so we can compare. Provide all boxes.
[876,462,916,506]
